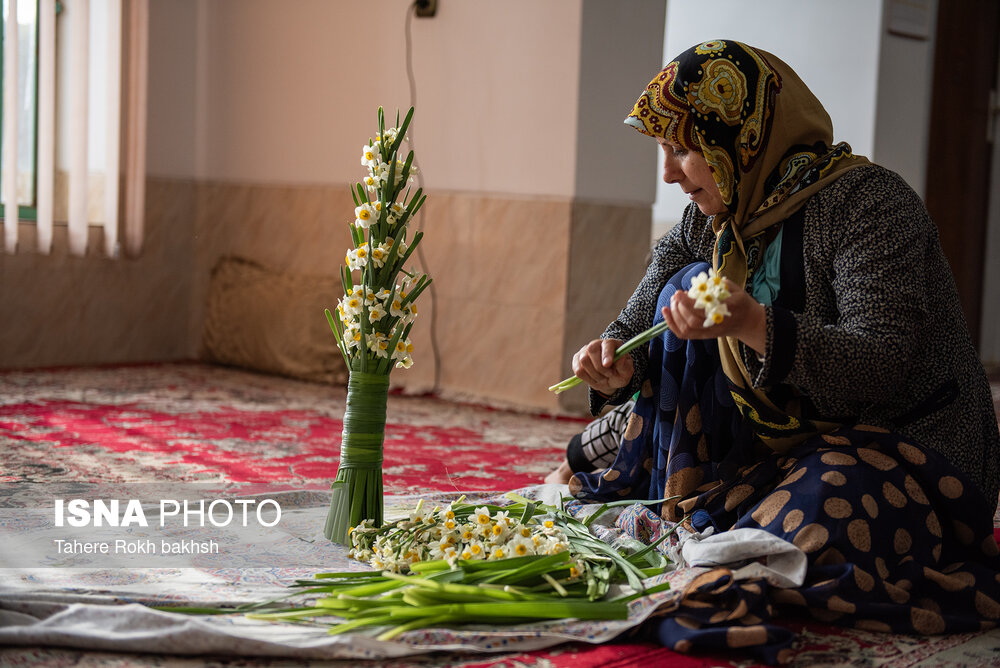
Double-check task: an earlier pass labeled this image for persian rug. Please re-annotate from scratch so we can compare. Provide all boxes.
[2,362,1000,667]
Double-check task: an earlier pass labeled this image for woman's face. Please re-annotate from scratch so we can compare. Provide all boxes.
[656,138,727,216]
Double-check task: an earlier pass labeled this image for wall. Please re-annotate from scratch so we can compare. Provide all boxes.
[873,1,938,201]
[651,0,888,237]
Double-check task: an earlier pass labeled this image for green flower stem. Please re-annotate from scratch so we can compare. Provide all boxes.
[548,321,671,393]
[324,370,391,544]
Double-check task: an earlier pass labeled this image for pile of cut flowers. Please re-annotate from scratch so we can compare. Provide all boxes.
[164,493,680,640]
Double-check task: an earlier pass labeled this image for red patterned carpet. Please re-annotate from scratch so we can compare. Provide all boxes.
[2,362,1000,667]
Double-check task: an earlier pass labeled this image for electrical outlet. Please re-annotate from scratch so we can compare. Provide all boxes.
[415,0,437,18]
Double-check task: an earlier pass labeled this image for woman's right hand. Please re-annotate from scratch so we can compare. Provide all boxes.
[572,338,634,396]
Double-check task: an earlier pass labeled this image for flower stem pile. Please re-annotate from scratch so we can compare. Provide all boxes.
[223,494,678,640]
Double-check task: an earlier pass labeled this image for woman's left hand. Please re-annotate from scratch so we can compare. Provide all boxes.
[662,279,767,355]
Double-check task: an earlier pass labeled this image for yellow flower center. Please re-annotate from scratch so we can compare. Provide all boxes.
[358,209,370,220]
[515,544,528,556]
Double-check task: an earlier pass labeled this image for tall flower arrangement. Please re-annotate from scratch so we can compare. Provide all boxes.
[324,107,431,544]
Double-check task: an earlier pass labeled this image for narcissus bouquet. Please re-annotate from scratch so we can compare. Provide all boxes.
[686,268,731,327]
[324,107,432,544]
[549,269,730,394]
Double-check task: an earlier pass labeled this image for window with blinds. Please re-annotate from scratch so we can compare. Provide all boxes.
[1,0,147,259]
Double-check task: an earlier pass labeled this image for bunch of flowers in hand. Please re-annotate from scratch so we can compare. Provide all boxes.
[686,268,731,327]
[323,107,432,545]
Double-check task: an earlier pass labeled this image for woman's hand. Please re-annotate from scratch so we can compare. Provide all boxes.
[572,338,634,396]
[662,279,767,355]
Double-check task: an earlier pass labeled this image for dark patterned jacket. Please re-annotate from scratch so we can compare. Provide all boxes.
[594,165,1000,506]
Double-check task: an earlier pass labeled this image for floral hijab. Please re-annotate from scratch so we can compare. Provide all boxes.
[625,40,869,450]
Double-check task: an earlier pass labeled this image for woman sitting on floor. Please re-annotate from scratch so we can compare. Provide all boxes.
[566,39,1000,659]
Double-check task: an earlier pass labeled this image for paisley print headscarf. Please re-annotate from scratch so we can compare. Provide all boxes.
[625,40,870,451]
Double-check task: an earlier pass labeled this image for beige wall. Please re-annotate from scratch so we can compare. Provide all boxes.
[0,0,664,415]
[180,0,663,414]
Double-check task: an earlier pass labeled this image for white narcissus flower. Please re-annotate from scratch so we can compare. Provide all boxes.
[389,298,407,319]
[361,144,378,168]
[388,203,406,226]
[462,540,486,561]
[694,289,719,311]
[368,303,387,323]
[703,303,731,328]
[344,326,362,350]
[473,506,490,527]
[710,271,730,297]
[380,128,398,146]
[509,536,535,557]
[392,340,414,366]
[340,293,363,317]
[354,203,376,229]
[346,244,369,270]
[388,236,409,256]
[369,333,389,358]
[370,246,387,269]
[687,271,711,301]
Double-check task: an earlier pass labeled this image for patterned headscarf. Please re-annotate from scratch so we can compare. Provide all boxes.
[626,40,870,451]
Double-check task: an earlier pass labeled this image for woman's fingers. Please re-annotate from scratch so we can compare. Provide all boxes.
[666,291,708,336]
[663,281,765,352]
[572,338,632,394]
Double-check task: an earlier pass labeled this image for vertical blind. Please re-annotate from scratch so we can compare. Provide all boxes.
[1,0,147,258]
